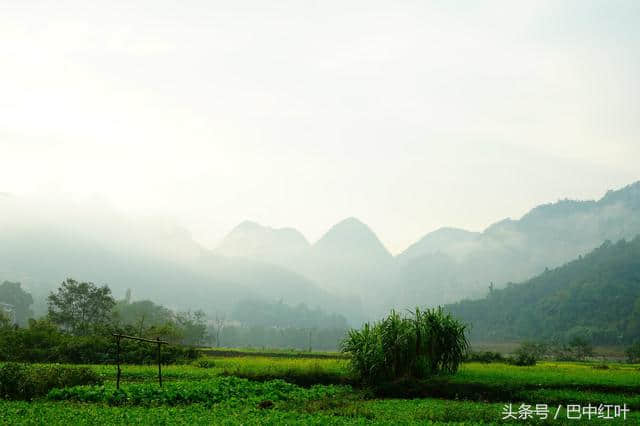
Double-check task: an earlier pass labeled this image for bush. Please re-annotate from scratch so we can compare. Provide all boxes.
[341,308,469,384]
[0,363,102,400]
[626,342,640,363]
[507,350,536,366]
[506,342,551,366]
[196,359,215,368]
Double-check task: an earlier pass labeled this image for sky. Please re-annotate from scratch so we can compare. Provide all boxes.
[1,0,639,254]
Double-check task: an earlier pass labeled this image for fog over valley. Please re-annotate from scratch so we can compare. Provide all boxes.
[2,181,639,326]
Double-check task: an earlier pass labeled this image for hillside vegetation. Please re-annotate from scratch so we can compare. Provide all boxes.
[447,237,640,344]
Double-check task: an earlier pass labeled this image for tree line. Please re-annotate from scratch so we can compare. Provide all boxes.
[0,278,351,357]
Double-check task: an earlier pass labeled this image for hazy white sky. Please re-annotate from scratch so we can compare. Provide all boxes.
[1,0,639,253]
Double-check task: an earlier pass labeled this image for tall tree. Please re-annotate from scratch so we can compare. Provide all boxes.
[47,278,116,335]
[0,281,34,326]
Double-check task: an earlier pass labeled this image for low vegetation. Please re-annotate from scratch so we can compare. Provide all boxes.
[0,363,102,400]
[47,376,348,406]
[0,356,639,424]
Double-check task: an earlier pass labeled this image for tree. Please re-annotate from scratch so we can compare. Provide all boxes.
[113,299,173,332]
[176,310,208,346]
[47,278,116,335]
[0,281,34,326]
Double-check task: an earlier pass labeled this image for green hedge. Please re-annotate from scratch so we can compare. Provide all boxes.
[0,363,102,400]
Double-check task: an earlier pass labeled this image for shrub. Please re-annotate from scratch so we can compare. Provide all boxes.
[507,350,536,366]
[196,359,215,368]
[0,363,102,400]
[341,308,469,384]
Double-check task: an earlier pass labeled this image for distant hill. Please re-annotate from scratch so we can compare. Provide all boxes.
[397,227,480,264]
[214,182,640,317]
[0,196,349,321]
[299,218,396,314]
[215,220,310,265]
[217,217,396,316]
[5,181,640,324]
[446,236,640,344]
[394,181,640,307]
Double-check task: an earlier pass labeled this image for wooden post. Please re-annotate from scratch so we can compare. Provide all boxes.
[157,337,162,387]
[116,335,121,390]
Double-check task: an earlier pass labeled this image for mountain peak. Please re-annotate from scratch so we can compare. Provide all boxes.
[314,217,391,259]
[331,216,369,231]
[216,221,309,262]
[233,220,264,231]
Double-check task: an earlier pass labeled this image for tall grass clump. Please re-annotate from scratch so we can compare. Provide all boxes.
[341,308,469,384]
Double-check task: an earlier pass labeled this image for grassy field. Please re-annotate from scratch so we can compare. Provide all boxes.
[1,353,638,424]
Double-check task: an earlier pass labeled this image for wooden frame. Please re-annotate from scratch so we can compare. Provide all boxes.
[112,334,169,389]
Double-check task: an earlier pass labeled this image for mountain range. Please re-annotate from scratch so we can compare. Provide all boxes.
[215,181,640,314]
[1,181,639,324]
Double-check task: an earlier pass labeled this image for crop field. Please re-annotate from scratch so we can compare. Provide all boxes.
[1,354,639,425]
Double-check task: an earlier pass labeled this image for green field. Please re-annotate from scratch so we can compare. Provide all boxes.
[1,353,638,425]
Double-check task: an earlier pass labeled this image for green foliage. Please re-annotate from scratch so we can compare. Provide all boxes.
[507,349,536,366]
[175,310,209,346]
[0,281,33,326]
[113,299,173,331]
[47,376,348,407]
[48,278,116,336]
[0,319,198,364]
[113,298,209,346]
[448,237,640,344]
[341,308,469,384]
[2,357,640,424]
[0,363,102,400]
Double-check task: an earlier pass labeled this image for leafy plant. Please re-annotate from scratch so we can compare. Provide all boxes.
[341,307,469,384]
[47,377,348,407]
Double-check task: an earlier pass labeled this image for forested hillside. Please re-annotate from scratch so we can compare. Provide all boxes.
[447,237,640,344]
[395,181,640,307]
